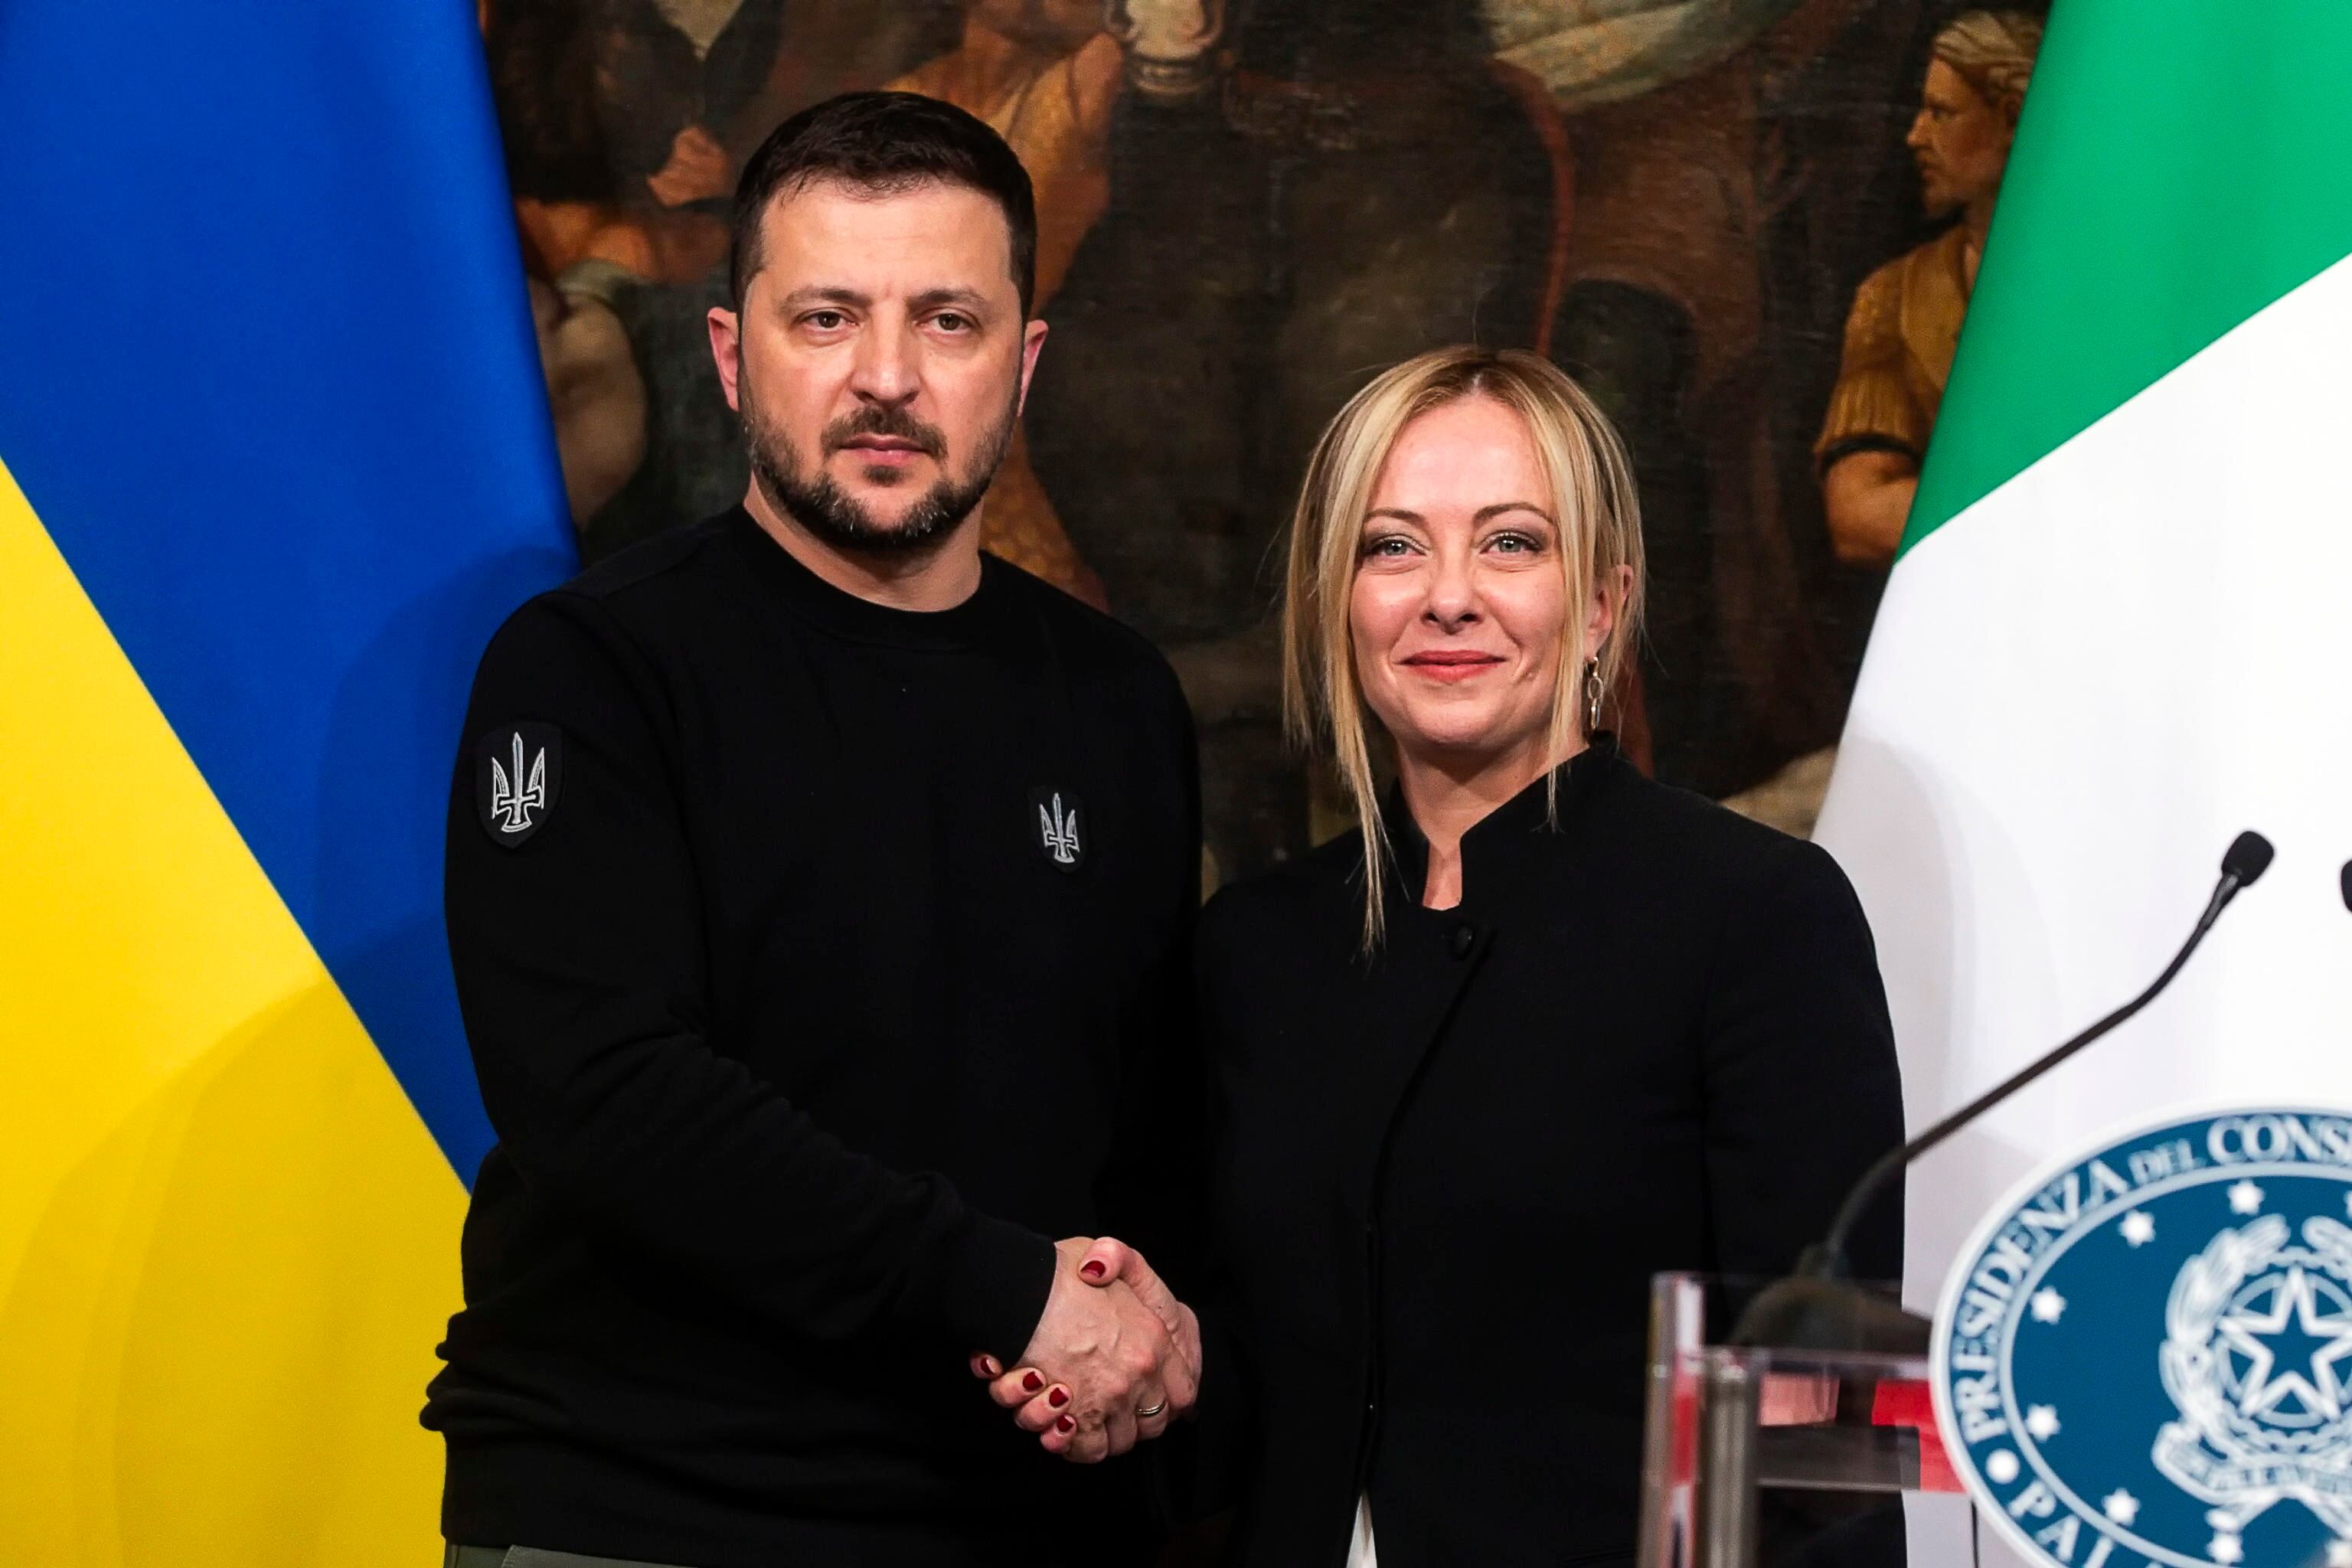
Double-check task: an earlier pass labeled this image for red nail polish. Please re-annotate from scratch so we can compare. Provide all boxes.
[1022,1370,1044,1393]
[1081,1260,1106,1280]
[1048,1386,1070,1407]
[1057,1416,1075,1433]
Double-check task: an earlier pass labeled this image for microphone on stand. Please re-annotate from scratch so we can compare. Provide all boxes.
[1731,830,2275,1351]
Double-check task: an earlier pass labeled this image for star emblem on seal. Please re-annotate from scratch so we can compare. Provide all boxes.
[2214,1265,2352,1423]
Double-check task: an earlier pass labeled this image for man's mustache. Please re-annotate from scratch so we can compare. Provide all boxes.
[824,407,946,460]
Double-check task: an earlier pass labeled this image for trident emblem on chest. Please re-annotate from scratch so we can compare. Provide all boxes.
[1038,791,1081,866]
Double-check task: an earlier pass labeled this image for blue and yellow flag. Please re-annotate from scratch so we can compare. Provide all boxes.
[0,4,573,1561]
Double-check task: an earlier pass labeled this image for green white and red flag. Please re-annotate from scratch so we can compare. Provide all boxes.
[1817,0,2352,1302]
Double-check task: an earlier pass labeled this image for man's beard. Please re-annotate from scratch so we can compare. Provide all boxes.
[740,375,1018,557]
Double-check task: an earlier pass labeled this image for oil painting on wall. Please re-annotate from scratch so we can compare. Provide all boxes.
[488,0,2044,885]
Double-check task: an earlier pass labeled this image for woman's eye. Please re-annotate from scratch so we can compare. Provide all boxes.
[1362,535,1413,559]
[1488,532,1539,555]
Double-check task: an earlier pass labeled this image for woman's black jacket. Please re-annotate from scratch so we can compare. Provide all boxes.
[1181,743,1905,1567]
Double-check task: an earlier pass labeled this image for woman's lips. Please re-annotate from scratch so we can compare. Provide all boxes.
[1401,652,1505,684]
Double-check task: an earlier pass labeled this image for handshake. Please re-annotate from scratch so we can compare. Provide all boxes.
[968,1236,1200,1464]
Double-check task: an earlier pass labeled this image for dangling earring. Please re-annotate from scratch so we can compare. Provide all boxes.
[1583,656,1605,735]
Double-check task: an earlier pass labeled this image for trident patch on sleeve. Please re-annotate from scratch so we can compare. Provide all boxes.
[476,722,563,848]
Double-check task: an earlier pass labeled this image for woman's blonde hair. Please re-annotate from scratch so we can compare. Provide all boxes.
[1279,346,1646,948]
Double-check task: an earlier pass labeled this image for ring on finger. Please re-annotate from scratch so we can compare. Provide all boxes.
[1134,1400,1168,1419]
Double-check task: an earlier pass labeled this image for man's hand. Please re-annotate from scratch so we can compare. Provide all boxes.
[1072,1236,1201,1387]
[971,1237,1197,1462]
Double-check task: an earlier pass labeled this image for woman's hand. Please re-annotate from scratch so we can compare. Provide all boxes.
[972,1236,1202,1459]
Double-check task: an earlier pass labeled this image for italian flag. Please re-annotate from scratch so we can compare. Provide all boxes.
[1815,0,2352,1311]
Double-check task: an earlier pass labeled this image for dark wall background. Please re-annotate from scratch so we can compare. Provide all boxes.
[487,0,2029,887]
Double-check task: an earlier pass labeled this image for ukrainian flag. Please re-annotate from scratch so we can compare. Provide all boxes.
[0,4,574,1562]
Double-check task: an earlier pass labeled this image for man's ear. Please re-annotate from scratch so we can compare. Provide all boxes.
[707,305,742,413]
[1015,317,1049,416]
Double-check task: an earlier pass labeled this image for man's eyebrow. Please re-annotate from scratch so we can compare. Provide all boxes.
[776,286,872,311]
[908,286,993,314]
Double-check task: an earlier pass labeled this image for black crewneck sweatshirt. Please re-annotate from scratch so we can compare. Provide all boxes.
[424,509,1201,1567]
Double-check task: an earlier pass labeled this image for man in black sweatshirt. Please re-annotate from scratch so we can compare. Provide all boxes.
[425,92,1203,1568]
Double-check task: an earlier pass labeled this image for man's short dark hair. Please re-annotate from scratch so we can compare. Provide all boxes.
[729,91,1037,316]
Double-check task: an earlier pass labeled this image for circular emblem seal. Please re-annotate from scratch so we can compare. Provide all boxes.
[1934,1106,2352,1568]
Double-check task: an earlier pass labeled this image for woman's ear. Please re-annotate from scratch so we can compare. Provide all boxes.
[1585,564,1633,660]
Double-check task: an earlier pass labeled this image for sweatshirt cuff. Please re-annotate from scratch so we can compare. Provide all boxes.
[927,1209,1059,1364]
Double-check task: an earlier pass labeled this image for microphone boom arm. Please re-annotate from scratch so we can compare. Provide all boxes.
[1812,873,2241,1278]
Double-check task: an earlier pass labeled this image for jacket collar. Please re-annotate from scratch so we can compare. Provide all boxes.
[1383,736,1624,917]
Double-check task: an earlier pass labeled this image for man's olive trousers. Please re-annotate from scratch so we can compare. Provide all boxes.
[443,1547,691,1568]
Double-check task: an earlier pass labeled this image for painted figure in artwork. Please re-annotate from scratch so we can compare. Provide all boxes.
[884,0,1136,605]
[1816,9,2043,567]
[485,0,753,544]
[474,0,2041,874]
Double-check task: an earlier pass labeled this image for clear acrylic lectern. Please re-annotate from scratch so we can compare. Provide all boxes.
[1639,1272,1969,1568]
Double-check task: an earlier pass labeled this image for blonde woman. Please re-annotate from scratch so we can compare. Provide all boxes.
[988,348,1902,1565]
